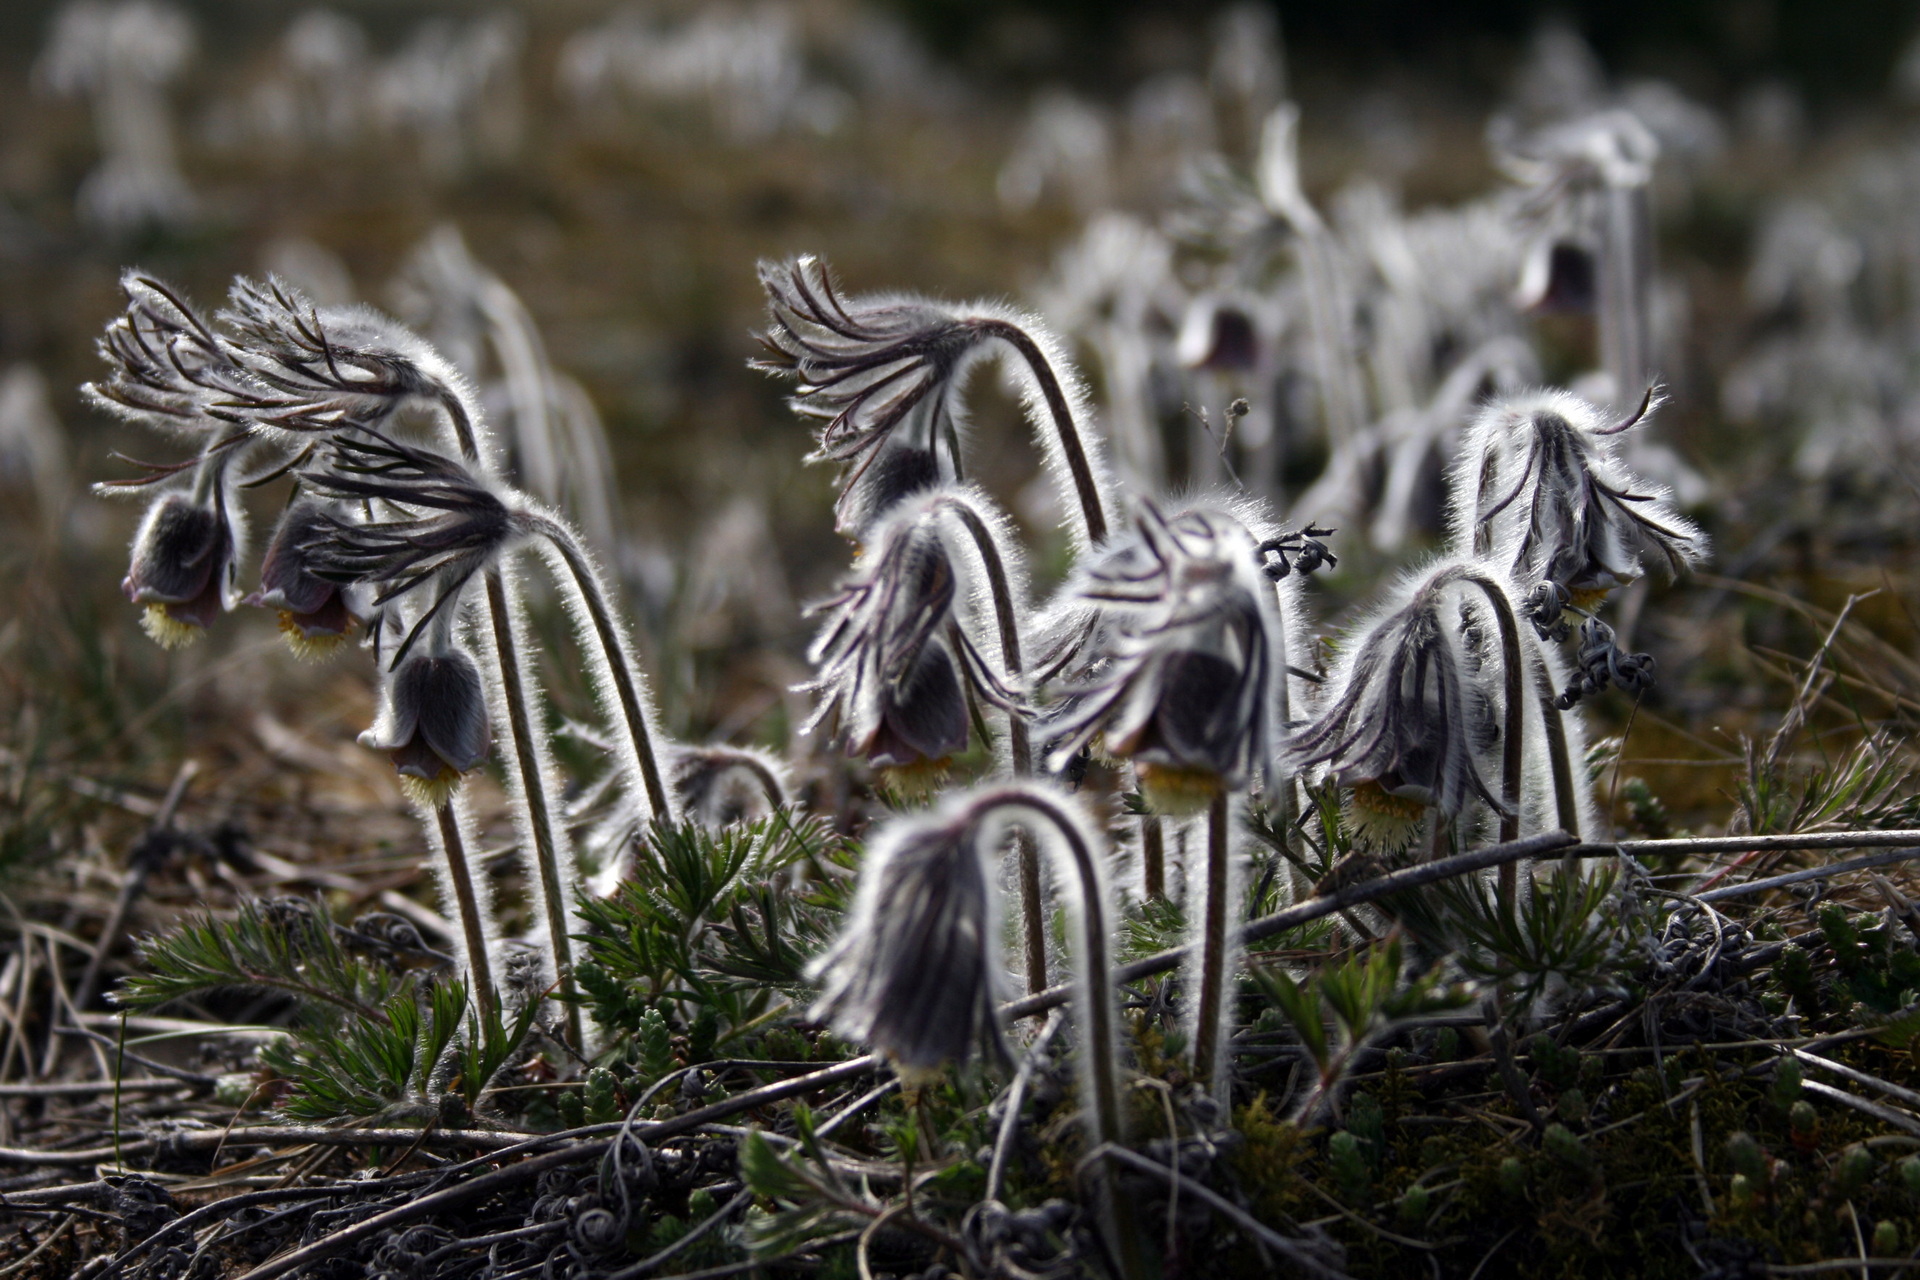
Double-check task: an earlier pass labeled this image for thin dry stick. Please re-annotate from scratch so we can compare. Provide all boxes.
[1694,846,1920,903]
[71,759,199,1017]
[1001,829,1579,1023]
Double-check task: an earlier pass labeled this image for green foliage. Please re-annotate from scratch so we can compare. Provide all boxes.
[1253,934,1470,1105]
[117,898,399,1019]
[117,897,537,1125]
[739,1113,873,1258]
[1391,867,1624,1008]
[570,813,853,1061]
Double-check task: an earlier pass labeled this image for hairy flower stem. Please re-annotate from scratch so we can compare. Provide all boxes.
[485,568,582,1051]
[1532,660,1584,862]
[1269,579,1300,882]
[981,793,1122,1156]
[965,319,1108,547]
[1192,790,1233,1092]
[1462,573,1527,902]
[534,518,673,828]
[1140,817,1166,900]
[434,801,497,1025]
[935,496,1047,993]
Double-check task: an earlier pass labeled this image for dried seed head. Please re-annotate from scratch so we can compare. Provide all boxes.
[1291,559,1506,820]
[216,275,484,445]
[122,482,241,649]
[807,804,1005,1075]
[1042,499,1282,809]
[85,273,250,439]
[1451,389,1707,599]
[801,487,1019,773]
[245,497,367,659]
[359,644,492,807]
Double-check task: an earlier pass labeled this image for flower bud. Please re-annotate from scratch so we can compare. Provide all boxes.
[123,491,238,649]
[245,499,365,659]
[359,646,491,807]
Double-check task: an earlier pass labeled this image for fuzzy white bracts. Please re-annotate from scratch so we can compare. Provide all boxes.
[1451,389,1708,602]
[800,486,1022,775]
[1041,497,1286,811]
[1291,559,1508,844]
[754,254,1111,549]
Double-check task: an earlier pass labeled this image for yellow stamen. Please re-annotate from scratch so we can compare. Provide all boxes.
[1136,763,1225,818]
[277,611,353,662]
[399,767,464,809]
[1345,780,1427,854]
[877,755,952,798]
[139,604,204,650]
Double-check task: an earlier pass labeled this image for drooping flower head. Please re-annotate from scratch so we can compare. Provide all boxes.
[1450,388,1707,609]
[809,782,1120,1139]
[808,803,1007,1077]
[800,485,1022,782]
[754,255,1109,548]
[244,496,368,658]
[359,631,492,807]
[1291,559,1510,851]
[120,460,242,649]
[296,428,521,665]
[1041,498,1285,813]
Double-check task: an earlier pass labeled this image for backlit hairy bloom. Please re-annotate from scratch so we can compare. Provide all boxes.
[359,644,492,807]
[755,255,1108,546]
[1042,498,1283,811]
[1291,560,1505,827]
[298,429,520,661]
[1451,388,1707,601]
[245,497,366,658]
[801,488,1017,775]
[122,486,240,649]
[807,806,1005,1075]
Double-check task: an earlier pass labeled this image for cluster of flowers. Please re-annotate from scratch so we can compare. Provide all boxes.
[89,249,1704,1160]
[752,258,1707,1108]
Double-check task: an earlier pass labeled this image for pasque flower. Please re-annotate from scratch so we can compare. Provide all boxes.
[122,477,241,649]
[755,254,1110,547]
[245,497,367,658]
[359,639,492,807]
[297,428,519,662]
[809,781,1122,1158]
[801,487,1019,777]
[1291,559,1509,850]
[1041,498,1284,813]
[1451,388,1707,604]
[809,808,1006,1074]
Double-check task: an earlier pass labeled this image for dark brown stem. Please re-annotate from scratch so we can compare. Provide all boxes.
[1141,816,1166,900]
[435,801,497,1025]
[933,495,1048,995]
[968,319,1108,546]
[485,569,581,1050]
[1461,572,1527,902]
[1192,790,1233,1091]
[1531,657,1584,851]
